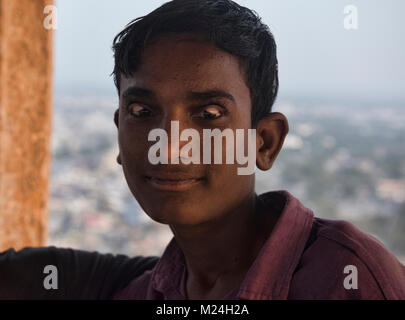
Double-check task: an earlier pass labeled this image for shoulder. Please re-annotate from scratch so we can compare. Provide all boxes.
[113,269,157,300]
[288,217,405,299]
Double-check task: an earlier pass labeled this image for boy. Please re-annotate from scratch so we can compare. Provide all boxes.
[1,0,405,300]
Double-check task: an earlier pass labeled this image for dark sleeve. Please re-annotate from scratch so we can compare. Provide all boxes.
[0,246,159,300]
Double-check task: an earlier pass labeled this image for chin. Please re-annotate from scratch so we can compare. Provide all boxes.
[143,203,211,226]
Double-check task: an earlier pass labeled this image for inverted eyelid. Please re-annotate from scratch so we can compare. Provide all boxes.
[131,104,144,110]
[204,106,221,111]
[193,106,224,119]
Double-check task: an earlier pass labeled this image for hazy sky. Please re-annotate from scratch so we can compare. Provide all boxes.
[53,0,405,102]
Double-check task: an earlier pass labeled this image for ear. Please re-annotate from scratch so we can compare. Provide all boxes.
[114,108,119,128]
[256,112,289,171]
[114,108,122,165]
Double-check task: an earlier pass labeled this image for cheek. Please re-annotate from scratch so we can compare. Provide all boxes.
[119,124,150,162]
[200,164,254,219]
[208,163,253,195]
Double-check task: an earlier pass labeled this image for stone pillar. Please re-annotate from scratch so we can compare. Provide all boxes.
[0,0,53,250]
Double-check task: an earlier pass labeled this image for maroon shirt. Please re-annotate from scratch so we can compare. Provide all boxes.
[114,190,405,299]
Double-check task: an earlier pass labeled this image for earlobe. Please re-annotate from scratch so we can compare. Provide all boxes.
[255,112,289,171]
[117,154,122,165]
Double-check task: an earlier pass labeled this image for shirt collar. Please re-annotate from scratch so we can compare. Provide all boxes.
[151,237,187,299]
[237,190,314,299]
[150,190,314,300]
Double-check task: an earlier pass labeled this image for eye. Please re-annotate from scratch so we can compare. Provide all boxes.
[196,106,224,120]
[128,104,152,117]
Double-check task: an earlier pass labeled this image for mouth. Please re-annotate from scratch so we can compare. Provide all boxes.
[144,175,205,191]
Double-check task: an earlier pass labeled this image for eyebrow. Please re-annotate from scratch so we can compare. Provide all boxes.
[121,86,235,103]
[122,86,156,99]
[187,90,235,103]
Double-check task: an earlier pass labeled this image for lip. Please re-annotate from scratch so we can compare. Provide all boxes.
[144,175,204,191]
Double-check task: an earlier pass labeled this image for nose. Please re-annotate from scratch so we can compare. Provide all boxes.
[161,113,195,164]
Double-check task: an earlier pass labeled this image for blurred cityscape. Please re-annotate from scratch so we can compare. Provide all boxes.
[47,95,405,263]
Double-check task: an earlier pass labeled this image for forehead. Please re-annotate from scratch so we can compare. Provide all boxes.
[119,33,250,105]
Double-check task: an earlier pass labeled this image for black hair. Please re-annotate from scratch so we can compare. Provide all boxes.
[112,0,278,127]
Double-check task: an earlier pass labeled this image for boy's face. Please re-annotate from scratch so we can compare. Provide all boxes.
[115,33,255,226]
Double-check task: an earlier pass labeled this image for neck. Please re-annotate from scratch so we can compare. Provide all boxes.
[170,192,276,298]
